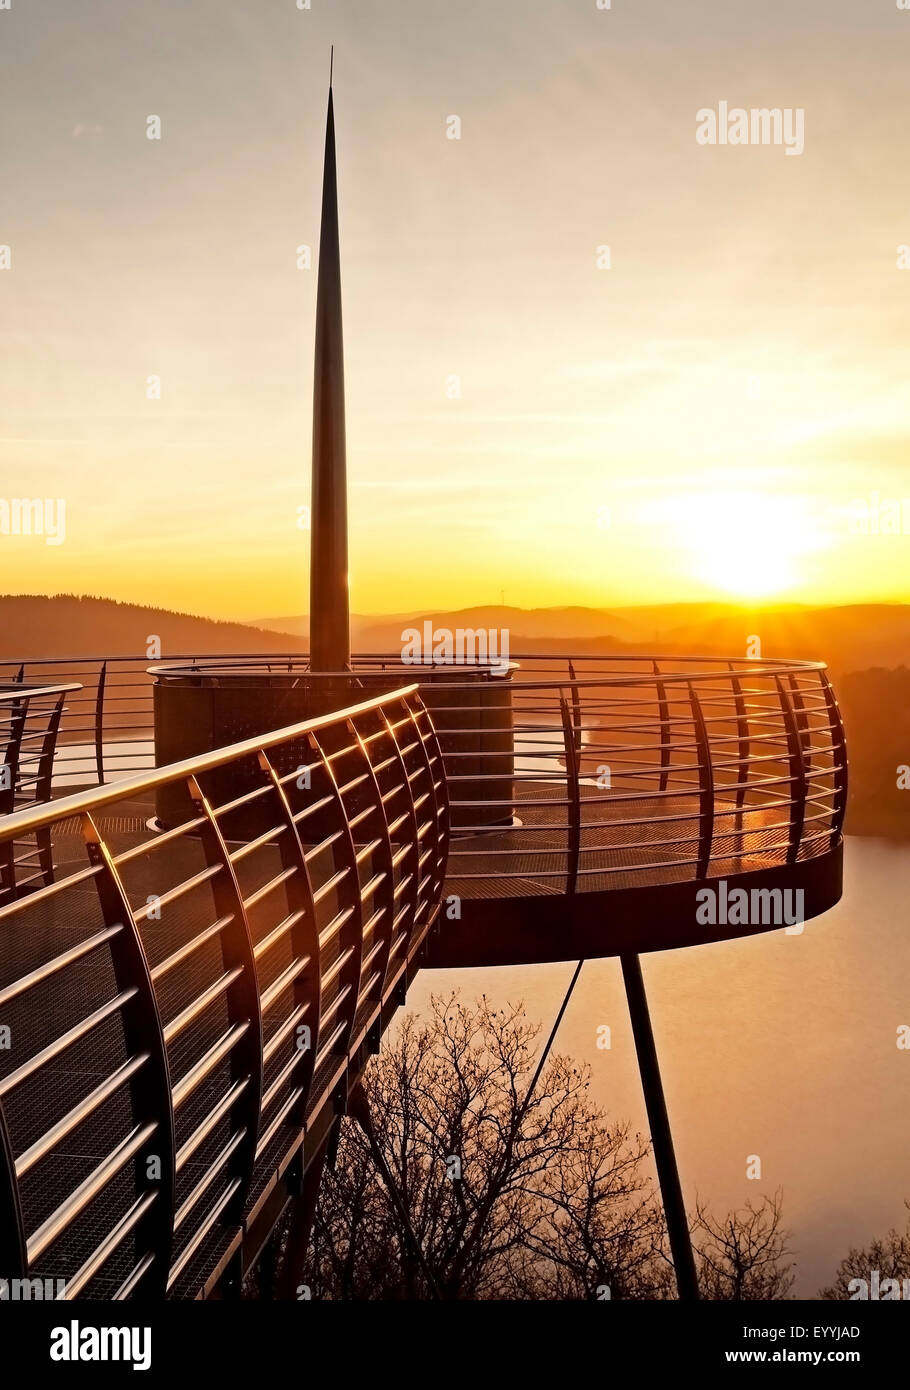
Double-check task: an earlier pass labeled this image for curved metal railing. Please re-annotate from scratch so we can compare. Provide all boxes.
[0,684,449,1299]
[433,657,846,894]
[75,652,843,894]
[0,651,847,893]
[0,682,82,901]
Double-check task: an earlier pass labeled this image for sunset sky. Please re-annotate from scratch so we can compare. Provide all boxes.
[2,0,909,621]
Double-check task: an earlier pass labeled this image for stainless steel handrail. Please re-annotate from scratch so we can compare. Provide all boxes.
[0,686,418,843]
[0,682,83,702]
[0,681,448,1300]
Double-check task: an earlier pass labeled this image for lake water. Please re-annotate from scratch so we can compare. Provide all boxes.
[406,835,910,1297]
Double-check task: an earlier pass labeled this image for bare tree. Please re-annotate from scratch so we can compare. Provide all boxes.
[261,994,797,1301]
[304,993,669,1300]
[819,1206,910,1299]
[692,1190,795,1300]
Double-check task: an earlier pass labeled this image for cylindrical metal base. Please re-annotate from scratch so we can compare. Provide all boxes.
[150,662,513,834]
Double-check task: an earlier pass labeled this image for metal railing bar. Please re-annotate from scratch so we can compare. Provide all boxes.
[113,817,208,865]
[260,1049,309,1114]
[448,846,575,860]
[175,1078,249,1171]
[291,793,335,824]
[0,989,138,1097]
[317,984,355,1037]
[260,957,309,1015]
[171,1024,250,1111]
[312,866,351,904]
[318,905,354,951]
[358,967,383,1001]
[354,837,382,864]
[303,828,346,860]
[163,967,244,1046]
[242,865,296,912]
[262,1003,309,1066]
[360,935,385,978]
[15,1053,150,1179]
[451,796,572,809]
[64,1193,157,1300]
[575,855,725,878]
[212,782,275,819]
[320,947,355,995]
[335,770,370,798]
[228,822,287,864]
[173,1131,246,1235]
[311,1019,346,1072]
[392,872,414,901]
[255,1086,304,1158]
[0,924,124,1009]
[27,1121,157,1264]
[132,864,223,921]
[150,915,233,983]
[252,909,306,962]
[166,1178,241,1290]
[0,682,81,703]
[322,742,362,766]
[359,871,387,903]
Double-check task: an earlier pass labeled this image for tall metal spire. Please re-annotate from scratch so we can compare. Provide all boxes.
[309,53,350,671]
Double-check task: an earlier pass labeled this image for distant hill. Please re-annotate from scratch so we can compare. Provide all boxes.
[4,593,908,676]
[257,602,910,678]
[0,594,306,661]
[6,593,908,676]
[255,605,681,647]
[1,593,908,840]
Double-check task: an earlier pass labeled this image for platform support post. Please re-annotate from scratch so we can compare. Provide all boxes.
[275,1140,334,1301]
[620,952,699,1301]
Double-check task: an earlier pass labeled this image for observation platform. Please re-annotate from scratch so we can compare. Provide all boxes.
[0,650,846,1300]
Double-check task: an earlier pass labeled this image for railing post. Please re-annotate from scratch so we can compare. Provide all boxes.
[689,684,714,881]
[186,775,264,1222]
[95,661,107,786]
[378,706,421,978]
[821,672,848,848]
[403,696,450,920]
[306,731,364,1069]
[787,673,812,771]
[347,718,396,1010]
[257,750,322,1126]
[653,660,671,793]
[83,813,176,1298]
[559,693,581,895]
[0,692,27,900]
[567,660,583,757]
[727,662,750,813]
[35,692,66,886]
[775,677,807,865]
[0,1103,28,1283]
[1,693,27,810]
